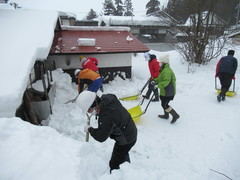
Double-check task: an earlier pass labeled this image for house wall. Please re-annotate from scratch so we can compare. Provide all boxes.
[48,53,131,69]
[47,53,132,83]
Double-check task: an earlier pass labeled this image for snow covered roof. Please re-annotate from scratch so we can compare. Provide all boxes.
[185,11,226,27]
[50,26,149,54]
[0,9,59,118]
[96,15,170,27]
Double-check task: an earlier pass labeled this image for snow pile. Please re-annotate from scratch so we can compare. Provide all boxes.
[0,9,58,118]
[78,38,96,46]
[1,49,240,180]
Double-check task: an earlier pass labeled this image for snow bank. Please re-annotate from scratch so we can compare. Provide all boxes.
[0,9,59,117]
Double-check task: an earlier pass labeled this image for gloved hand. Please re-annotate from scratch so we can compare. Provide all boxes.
[151,80,157,86]
[154,84,158,89]
[84,125,91,133]
[232,75,235,79]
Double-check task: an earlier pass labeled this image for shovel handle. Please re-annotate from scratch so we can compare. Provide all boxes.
[215,77,236,92]
[139,77,151,95]
[85,113,92,142]
[142,93,155,115]
[215,77,218,90]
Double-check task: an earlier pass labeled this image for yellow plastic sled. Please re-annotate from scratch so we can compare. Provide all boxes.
[215,77,236,97]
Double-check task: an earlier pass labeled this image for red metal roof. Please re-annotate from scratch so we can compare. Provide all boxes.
[49,29,149,54]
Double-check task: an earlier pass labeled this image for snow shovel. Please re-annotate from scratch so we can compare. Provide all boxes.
[85,113,93,142]
[64,85,88,104]
[64,93,80,104]
[127,93,155,123]
[119,78,151,101]
[215,77,236,97]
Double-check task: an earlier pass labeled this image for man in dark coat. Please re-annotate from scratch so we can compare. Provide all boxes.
[84,94,137,173]
[215,50,238,102]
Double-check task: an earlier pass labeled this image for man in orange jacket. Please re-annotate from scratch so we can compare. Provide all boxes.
[74,68,103,93]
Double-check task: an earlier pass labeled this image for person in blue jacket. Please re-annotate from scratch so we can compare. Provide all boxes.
[215,50,238,102]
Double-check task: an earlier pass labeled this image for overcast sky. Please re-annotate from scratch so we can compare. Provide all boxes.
[15,0,168,16]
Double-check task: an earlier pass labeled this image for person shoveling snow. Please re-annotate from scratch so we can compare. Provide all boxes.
[83,93,138,173]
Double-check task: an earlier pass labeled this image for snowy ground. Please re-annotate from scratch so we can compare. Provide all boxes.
[0,48,240,180]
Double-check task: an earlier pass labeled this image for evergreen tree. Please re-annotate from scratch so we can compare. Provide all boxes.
[146,0,160,15]
[103,0,116,15]
[124,0,134,16]
[114,0,125,16]
[165,0,188,23]
[86,9,98,20]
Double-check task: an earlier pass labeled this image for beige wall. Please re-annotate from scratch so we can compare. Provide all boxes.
[47,53,132,70]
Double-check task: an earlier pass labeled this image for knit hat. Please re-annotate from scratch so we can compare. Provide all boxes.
[159,54,170,64]
[74,69,81,77]
[144,52,151,61]
[228,50,235,56]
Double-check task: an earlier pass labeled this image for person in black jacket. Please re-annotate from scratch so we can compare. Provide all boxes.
[215,50,238,102]
[84,94,137,173]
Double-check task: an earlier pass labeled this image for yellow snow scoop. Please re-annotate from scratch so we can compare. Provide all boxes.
[128,105,142,123]
[119,78,151,101]
[127,94,154,123]
[215,77,236,97]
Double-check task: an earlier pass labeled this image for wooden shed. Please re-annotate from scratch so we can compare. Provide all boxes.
[48,26,149,83]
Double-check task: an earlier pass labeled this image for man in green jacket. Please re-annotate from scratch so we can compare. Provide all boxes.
[154,54,180,124]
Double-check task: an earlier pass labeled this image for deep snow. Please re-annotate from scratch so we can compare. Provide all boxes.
[1,48,240,180]
[0,2,240,180]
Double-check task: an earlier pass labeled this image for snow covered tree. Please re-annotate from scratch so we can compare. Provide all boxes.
[175,0,227,68]
[124,0,134,16]
[114,0,125,16]
[103,0,116,16]
[146,0,160,15]
[86,9,98,20]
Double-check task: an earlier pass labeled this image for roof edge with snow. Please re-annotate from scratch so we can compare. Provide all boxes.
[61,25,130,32]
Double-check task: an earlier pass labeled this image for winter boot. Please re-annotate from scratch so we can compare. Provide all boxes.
[221,95,225,101]
[166,106,180,124]
[158,111,169,119]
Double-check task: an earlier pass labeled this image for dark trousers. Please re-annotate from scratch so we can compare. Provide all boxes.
[160,96,174,110]
[218,73,232,97]
[109,140,136,172]
[145,82,159,100]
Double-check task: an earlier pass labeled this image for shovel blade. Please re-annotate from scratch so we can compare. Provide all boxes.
[216,89,235,97]
[128,105,143,123]
[119,94,139,101]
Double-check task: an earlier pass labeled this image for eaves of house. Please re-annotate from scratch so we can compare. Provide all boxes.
[98,15,170,27]
[49,26,149,55]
